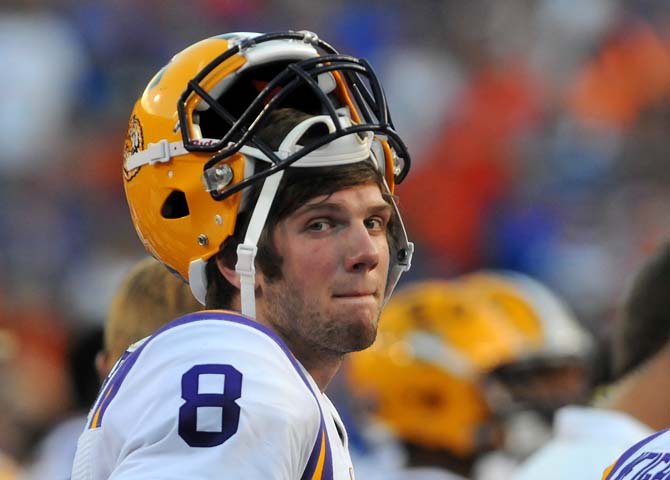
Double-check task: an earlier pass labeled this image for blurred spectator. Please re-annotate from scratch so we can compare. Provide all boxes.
[0,3,88,176]
[569,20,670,131]
[20,326,102,480]
[397,62,543,273]
[0,306,69,463]
[378,46,465,162]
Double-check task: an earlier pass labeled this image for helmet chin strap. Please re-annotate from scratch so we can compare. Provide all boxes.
[235,169,284,319]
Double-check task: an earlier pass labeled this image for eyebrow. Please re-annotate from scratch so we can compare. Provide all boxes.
[297,200,392,216]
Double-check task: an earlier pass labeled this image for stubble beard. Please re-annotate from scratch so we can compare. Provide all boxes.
[263,280,380,363]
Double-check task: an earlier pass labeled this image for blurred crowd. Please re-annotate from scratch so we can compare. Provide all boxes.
[0,0,669,477]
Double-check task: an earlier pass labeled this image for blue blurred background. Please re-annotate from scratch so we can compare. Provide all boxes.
[0,0,668,473]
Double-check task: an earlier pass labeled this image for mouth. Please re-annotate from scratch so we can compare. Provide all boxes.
[332,291,377,299]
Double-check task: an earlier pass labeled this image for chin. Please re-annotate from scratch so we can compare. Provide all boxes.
[316,299,381,353]
[340,313,379,353]
[346,334,376,353]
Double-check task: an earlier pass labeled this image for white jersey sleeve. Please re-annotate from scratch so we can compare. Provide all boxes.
[72,311,346,480]
[602,429,670,480]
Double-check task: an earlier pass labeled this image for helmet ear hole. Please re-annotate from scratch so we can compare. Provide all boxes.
[298,122,329,144]
[161,190,190,219]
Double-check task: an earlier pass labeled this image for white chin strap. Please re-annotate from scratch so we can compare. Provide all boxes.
[235,169,284,318]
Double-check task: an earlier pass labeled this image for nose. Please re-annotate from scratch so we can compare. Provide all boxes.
[344,223,380,273]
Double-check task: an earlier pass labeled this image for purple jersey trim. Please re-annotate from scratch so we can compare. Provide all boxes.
[300,419,335,480]
[301,421,326,480]
[158,311,318,395]
[88,345,145,428]
[86,310,335,476]
[322,424,334,480]
[605,429,669,480]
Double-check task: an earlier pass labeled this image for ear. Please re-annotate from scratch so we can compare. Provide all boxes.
[216,255,241,289]
[216,254,265,292]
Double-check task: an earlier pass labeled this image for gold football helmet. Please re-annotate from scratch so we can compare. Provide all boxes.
[346,271,593,458]
[122,31,412,310]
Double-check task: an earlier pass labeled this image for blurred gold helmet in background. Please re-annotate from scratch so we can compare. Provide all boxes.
[346,271,593,458]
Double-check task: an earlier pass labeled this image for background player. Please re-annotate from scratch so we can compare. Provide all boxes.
[513,242,670,480]
[346,270,594,480]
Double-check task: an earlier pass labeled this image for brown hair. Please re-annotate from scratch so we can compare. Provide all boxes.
[612,243,670,378]
[205,108,391,309]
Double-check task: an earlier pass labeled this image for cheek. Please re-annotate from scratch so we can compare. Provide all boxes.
[285,243,338,283]
[378,238,391,273]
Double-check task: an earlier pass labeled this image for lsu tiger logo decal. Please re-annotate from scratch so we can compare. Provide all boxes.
[123,115,144,181]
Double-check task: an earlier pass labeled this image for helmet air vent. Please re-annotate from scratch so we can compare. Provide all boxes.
[161,190,190,219]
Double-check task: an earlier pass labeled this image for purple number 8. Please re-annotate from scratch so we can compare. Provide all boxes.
[178,364,242,447]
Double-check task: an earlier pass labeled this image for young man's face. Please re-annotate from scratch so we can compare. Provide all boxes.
[259,182,392,357]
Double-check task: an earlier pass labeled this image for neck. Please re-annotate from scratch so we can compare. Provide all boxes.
[249,300,343,392]
[288,341,343,391]
[595,345,670,431]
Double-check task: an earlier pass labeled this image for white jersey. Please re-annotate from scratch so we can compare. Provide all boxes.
[72,311,355,480]
[363,467,466,480]
[511,406,654,480]
[602,428,670,480]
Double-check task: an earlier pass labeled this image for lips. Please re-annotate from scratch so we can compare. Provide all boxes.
[333,290,376,298]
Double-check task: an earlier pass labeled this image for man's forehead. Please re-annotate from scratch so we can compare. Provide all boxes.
[297,183,389,212]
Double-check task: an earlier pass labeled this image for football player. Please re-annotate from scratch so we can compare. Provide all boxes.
[514,243,670,480]
[345,271,593,480]
[71,30,413,479]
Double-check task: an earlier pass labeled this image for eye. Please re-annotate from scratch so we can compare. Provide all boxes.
[306,219,333,232]
[364,216,386,232]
